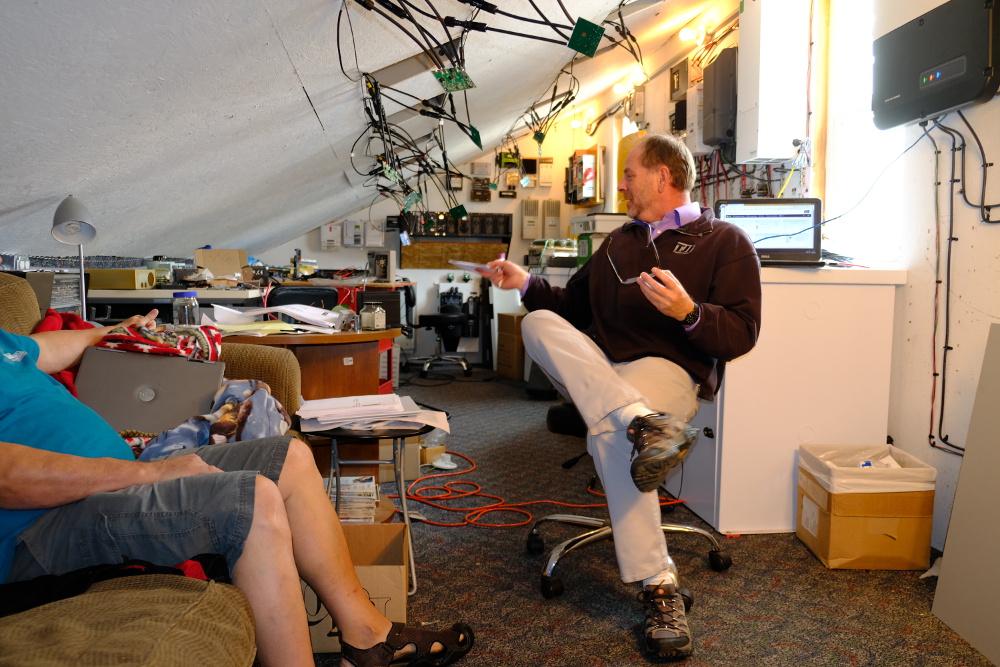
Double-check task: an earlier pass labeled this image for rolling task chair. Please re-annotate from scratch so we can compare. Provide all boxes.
[526,402,732,605]
[409,305,471,378]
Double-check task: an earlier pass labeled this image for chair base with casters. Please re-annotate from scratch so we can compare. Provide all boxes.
[526,514,732,603]
[408,310,471,378]
[528,402,733,602]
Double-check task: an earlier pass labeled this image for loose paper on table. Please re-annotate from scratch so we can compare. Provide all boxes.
[298,395,449,433]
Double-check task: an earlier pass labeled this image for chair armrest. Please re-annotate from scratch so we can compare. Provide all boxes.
[219,343,301,417]
[0,273,44,336]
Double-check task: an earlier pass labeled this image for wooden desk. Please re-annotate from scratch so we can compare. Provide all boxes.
[223,329,401,399]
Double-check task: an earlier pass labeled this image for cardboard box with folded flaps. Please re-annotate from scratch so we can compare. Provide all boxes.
[795,444,936,570]
[194,248,253,286]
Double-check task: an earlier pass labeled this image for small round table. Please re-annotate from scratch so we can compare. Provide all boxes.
[310,423,435,596]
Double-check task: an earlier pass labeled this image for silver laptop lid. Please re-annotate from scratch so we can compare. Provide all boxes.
[75,347,225,434]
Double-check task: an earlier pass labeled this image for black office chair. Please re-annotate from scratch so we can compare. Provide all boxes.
[526,402,732,603]
[409,305,471,378]
[244,285,345,323]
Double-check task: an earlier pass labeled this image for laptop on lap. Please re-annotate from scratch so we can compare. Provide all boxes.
[714,198,825,267]
[75,347,225,433]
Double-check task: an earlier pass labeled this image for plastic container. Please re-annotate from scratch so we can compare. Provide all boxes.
[359,303,386,330]
[172,291,200,326]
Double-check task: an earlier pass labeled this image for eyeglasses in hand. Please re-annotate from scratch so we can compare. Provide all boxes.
[606,226,662,285]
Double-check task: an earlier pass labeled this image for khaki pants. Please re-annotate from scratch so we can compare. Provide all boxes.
[521,310,699,583]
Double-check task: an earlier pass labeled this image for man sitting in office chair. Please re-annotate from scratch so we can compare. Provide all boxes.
[482,133,761,660]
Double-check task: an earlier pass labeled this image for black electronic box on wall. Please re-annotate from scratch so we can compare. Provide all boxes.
[872,0,1000,130]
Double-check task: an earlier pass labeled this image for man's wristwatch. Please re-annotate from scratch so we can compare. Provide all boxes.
[681,302,700,327]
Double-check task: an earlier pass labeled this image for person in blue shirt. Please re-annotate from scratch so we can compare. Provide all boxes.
[0,312,472,667]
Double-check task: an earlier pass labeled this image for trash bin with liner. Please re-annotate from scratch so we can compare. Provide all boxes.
[796,444,936,569]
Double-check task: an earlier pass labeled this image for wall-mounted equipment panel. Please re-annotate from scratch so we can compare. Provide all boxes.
[685,85,717,157]
[702,47,738,149]
[873,0,1000,130]
[735,0,810,164]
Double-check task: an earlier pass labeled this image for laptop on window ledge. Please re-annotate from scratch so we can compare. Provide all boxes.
[714,197,825,267]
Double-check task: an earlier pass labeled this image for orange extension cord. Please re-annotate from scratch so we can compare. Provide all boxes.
[385,450,684,528]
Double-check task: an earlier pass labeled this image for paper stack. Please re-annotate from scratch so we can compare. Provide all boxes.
[334,475,380,523]
[208,304,352,335]
[211,303,352,330]
[298,393,451,433]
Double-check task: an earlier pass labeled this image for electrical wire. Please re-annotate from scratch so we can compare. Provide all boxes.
[955,110,997,222]
[602,2,646,78]
[495,7,572,31]
[336,2,363,82]
[923,130,946,454]
[384,450,683,527]
[517,67,579,144]
[930,122,967,455]
[776,167,796,198]
[524,0,571,40]
[353,0,447,70]
[753,119,943,245]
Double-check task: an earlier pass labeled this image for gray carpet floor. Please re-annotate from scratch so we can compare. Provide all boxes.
[314,367,992,667]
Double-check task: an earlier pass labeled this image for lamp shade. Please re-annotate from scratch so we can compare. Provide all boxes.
[52,195,96,245]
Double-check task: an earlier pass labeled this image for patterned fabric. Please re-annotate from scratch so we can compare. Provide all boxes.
[97,325,222,361]
[133,379,290,460]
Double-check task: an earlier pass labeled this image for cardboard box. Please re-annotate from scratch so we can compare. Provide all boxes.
[85,269,157,290]
[302,522,408,653]
[496,312,526,380]
[193,248,253,286]
[420,444,446,465]
[377,437,421,484]
[496,332,524,379]
[497,312,526,337]
[795,444,936,570]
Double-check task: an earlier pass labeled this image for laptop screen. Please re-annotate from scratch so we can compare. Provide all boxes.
[713,198,823,265]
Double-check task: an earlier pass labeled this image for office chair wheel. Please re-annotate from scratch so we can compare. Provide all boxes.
[708,549,733,572]
[679,587,694,612]
[526,532,544,555]
[463,368,472,377]
[419,369,428,378]
[540,574,564,599]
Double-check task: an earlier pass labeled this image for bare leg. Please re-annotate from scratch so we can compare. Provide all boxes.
[275,439,462,665]
[232,475,314,667]
[277,440,393,648]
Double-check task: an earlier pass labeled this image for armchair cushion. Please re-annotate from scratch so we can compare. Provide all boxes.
[0,574,255,666]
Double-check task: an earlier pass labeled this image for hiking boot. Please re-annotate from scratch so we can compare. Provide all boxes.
[627,413,700,493]
[639,582,692,660]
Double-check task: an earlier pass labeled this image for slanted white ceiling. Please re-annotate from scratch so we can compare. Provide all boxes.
[0,0,706,260]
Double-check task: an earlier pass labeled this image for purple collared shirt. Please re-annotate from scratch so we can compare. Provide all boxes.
[638,202,704,330]
[520,202,704,333]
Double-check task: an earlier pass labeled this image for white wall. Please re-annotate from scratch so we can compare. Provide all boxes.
[827,0,1000,550]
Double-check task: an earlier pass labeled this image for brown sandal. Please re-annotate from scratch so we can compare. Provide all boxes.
[340,621,474,667]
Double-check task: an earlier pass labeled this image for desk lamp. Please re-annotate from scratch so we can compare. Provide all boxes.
[51,195,96,319]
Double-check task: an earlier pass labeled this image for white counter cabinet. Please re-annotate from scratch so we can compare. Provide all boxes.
[663,267,907,534]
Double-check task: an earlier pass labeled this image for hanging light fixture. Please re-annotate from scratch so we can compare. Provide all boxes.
[51,195,96,319]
